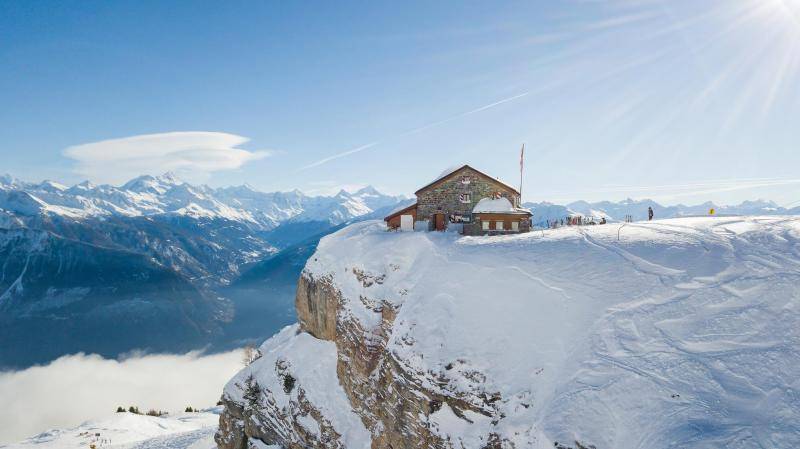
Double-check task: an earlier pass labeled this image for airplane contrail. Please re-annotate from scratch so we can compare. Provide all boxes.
[298,142,379,171]
[296,91,531,171]
[397,91,532,139]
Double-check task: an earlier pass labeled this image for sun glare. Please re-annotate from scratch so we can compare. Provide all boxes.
[688,0,800,124]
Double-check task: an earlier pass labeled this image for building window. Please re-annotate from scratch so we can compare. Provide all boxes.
[482,220,490,231]
[511,221,519,231]
[459,193,471,203]
[494,221,503,230]
[461,176,471,185]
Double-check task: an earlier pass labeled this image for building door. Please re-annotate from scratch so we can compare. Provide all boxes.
[400,214,414,232]
[434,213,446,231]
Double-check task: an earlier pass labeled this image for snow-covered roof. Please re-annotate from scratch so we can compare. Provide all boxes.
[384,201,417,220]
[415,165,520,195]
[432,165,464,183]
[473,197,513,213]
[472,197,530,214]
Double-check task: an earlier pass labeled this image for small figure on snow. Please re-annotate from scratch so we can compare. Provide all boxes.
[648,206,654,221]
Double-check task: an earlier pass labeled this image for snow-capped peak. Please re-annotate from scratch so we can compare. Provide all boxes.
[121,172,183,194]
[158,171,181,184]
[353,185,381,196]
[35,180,68,192]
[0,174,25,189]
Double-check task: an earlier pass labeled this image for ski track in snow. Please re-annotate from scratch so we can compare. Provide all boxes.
[579,228,686,277]
[559,217,800,448]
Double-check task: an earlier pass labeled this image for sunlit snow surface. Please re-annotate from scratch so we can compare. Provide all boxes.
[1,409,221,449]
[300,216,800,448]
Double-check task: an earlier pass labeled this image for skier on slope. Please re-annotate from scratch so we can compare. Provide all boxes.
[648,206,654,221]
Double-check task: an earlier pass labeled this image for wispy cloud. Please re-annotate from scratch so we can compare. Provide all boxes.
[64,131,269,184]
[297,91,531,172]
[580,11,659,32]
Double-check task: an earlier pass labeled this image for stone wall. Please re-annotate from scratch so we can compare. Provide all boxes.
[416,166,519,230]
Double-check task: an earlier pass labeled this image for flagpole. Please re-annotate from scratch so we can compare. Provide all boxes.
[519,143,525,202]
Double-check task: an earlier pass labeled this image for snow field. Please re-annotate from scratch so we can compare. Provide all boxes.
[2,409,221,449]
[303,216,800,448]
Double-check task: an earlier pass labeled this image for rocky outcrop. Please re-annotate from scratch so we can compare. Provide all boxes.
[212,222,571,448]
[217,270,501,449]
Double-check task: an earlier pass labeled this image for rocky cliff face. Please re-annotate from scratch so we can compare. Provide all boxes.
[217,270,499,449]
[216,218,800,449]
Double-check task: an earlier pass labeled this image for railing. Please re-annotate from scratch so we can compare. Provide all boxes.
[534,216,609,229]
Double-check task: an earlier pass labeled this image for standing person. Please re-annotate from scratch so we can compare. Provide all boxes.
[648,206,654,221]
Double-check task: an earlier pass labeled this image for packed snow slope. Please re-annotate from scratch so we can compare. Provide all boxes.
[219,216,800,449]
[1,409,222,449]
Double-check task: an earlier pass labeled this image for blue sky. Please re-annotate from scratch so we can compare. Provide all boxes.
[2,0,799,205]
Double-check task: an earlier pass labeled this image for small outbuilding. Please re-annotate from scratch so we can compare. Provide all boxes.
[384,202,418,231]
[468,197,532,235]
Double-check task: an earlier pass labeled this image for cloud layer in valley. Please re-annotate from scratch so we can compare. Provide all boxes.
[63,131,268,184]
[0,350,244,444]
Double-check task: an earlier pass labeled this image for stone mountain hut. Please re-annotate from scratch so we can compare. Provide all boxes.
[384,165,531,235]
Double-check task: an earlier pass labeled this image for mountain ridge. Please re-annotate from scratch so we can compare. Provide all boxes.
[524,197,799,225]
[0,173,408,230]
[0,173,408,369]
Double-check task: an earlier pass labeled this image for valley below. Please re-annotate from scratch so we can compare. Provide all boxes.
[0,174,406,369]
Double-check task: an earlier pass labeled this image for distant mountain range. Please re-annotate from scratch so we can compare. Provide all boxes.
[0,173,407,368]
[1,172,797,368]
[0,172,407,230]
[524,198,799,226]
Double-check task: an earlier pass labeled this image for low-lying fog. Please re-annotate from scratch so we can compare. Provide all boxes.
[0,350,244,444]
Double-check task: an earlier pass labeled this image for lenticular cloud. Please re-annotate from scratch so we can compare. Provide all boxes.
[63,131,268,184]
